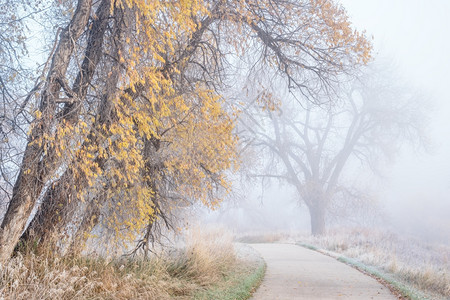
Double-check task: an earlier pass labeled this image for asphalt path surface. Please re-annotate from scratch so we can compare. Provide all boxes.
[250,243,397,300]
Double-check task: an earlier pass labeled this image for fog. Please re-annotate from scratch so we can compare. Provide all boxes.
[200,0,450,245]
[340,0,450,243]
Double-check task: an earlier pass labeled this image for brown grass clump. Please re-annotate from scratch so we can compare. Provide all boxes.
[182,226,236,286]
[0,227,240,299]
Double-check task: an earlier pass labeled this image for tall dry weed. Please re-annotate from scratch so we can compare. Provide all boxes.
[182,226,236,286]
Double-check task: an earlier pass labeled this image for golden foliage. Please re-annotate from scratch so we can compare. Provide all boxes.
[24,0,372,246]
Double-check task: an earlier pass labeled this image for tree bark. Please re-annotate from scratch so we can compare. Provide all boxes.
[0,0,92,262]
[66,199,101,255]
[19,169,79,246]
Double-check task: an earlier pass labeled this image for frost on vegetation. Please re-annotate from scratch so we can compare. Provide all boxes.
[0,253,102,299]
[300,228,450,298]
[0,227,244,299]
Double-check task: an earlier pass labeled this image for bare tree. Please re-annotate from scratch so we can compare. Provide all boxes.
[242,65,427,235]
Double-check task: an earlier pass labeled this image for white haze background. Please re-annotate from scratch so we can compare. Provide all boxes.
[201,0,450,244]
[340,0,450,243]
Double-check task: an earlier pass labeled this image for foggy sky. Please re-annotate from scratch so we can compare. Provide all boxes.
[204,1,450,243]
[339,0,450,241]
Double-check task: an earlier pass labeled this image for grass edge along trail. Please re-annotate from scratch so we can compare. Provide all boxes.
[297,242,434,300]
[194,260,266,300]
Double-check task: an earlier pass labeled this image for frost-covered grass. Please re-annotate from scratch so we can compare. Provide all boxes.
[298,228,450,299]
[336,256,430,300]
[0,227,262,299]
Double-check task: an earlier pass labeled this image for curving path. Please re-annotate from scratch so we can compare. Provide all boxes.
[250,243,397,300]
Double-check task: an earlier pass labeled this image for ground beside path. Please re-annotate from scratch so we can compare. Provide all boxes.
[249,243,397,300]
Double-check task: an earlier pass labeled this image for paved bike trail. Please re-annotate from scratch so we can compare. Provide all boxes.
[250,243,397,300]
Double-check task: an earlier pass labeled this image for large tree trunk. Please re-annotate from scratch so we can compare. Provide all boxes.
[307,203,326,236]
[0,0,92,262]
[299,181,328,236]
[20,0,114,248]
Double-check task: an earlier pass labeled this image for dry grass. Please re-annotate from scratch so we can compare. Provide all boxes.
[182,226,236,286]
[0,252,179,299]
[299,228,450,299]
[0,227,253,299]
